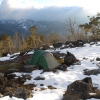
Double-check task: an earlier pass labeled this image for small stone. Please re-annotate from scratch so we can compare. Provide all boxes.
[34,76,45,80]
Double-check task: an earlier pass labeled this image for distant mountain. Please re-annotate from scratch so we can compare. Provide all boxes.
[0,19,66,36]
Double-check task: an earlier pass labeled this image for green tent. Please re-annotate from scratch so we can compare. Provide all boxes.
[28,50,60,69]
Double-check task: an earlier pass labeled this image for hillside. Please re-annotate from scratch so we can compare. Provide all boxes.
[0,19,66,36]
[0,41,100,100]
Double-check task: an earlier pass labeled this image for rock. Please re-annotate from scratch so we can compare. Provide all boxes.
[19,51,26,56]
[16,77,26,83]
[16,74,31,84]
[25,84,36,89]
[4,87,33,99]
[67,78,94,94]
[47,85,56,89]
[65,40,84,48]
[22,74,31,80]
[72,40,84,47]
[84,69,100,75]
[64,52,78,65]
[24,65,38,72]
[64,41,71,45]
[82,77,92,84]
[90,42,97,45]
[40,84,44,86]
[96,57,100,61]
[53,42,63,49]
[62,93,81,100]
[52,52,66,61]
[63,77,99,100]
[34,76,45,80]
[41,68,52,73]
[56,64,67,71]
[6,74,16,80]
[40,88,46,91]
[4,68,19,77]
[42,45,50,50]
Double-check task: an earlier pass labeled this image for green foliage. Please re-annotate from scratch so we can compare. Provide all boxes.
[79,13,100,36]
[0,34,12,55]
[48,33,60,44]
[0,34,8,41]
[27,26,43,49]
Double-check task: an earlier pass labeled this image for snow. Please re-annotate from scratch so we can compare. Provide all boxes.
[27,51,34,54]
[89,93,97,95]
[0,52,20,61]
[0,42,100,100]
[0,96,24,100]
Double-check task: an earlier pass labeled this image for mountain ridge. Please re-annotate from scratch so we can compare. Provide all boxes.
[0,19,66,36]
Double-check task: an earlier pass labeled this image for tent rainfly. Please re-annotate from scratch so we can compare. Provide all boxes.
[28,50,60,69]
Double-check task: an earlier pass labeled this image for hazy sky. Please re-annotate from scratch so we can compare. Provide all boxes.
[0,0,100,22]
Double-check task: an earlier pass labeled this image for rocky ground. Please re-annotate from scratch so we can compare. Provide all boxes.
[0,49,68,99]
[0,40,100,100]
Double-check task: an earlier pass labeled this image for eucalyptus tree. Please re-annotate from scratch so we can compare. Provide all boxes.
[79,13,100,36]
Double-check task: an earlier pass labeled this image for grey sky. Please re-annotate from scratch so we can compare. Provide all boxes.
[0,0,98,23]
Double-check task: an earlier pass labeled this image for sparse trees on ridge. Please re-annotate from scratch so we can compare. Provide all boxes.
[79,13,100,40]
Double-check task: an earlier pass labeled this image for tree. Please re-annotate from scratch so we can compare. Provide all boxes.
[0,33,8,41]
[27,26,44,49]
[0,34,12,54]
[65,17,80,41]
[11,32,21,52]
[39,34,46,45]
[48,33,60,44]
[79,13,100,36]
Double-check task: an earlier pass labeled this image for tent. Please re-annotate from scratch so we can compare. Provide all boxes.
[28,50,60,69]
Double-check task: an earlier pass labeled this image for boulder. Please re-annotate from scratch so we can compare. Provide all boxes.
[96,57,100,61]
[64,52,78,65]
[72,40,84,47]
[63,77,99,100]
[65,40,84,48]
[84,69,100,75]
